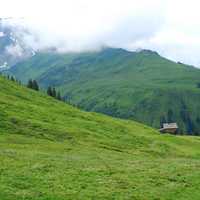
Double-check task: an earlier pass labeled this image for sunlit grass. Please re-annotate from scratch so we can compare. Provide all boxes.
[1,76,200,199]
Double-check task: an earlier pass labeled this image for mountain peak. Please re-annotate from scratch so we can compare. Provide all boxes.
[137,49,160,56]
[101,47,130,53]
[101,47,160,57]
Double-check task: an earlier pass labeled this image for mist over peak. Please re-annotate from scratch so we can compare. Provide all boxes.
[0,0,165,59]
[1,0,200,67]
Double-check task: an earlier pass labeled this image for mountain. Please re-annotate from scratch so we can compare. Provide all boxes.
[7,48,200,134]
[1,74,200,199]
[0,18,34,69]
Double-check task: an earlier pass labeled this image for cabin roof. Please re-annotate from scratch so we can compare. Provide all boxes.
[162,123,178,129]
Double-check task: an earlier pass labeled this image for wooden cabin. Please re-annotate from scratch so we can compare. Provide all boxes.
[159,123,178,134]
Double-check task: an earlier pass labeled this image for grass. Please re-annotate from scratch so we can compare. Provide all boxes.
[1,76,200,199]
[7,48,200,134]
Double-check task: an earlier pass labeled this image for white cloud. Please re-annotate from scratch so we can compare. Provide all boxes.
[6,44,24,57]
[0,31,4,37]
[1,0,200,66]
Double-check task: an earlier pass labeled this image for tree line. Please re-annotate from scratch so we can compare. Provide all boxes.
[0,73,64,102]
[2,74,22,85]
[27,79,39,91]
[47,86,62,101]
[27,79,63,101]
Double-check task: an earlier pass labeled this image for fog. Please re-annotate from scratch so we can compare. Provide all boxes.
[1,0,200,67]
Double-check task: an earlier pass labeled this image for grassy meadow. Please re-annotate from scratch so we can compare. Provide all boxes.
[1,76,200,199]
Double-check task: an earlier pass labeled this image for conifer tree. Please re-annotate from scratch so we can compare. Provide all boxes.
[11,76,15,82]
[27,79,33,89]
[32,80,39,91]
[52,87,57,98]
[17,80,22,85]
[167,109,174,123]
[160,115,166,127]
[47,86,53,96]
[56,91,62,101]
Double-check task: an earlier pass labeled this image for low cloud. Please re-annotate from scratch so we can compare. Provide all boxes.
[0,32,5,37]
[1,0,200,67]
[5,44,24,58]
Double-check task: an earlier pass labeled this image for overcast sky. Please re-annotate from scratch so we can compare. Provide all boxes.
[1,0,200,66]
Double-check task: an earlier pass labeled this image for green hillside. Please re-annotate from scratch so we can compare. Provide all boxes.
[2,75,200,199]
[8,48,200,134]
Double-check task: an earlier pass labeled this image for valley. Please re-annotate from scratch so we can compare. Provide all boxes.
[7,48,200,134]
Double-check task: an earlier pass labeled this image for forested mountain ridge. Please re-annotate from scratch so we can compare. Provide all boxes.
[7,48,200,134]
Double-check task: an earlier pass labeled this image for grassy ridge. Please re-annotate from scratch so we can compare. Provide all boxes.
[8,48,200,134]
[1,76,200,199]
